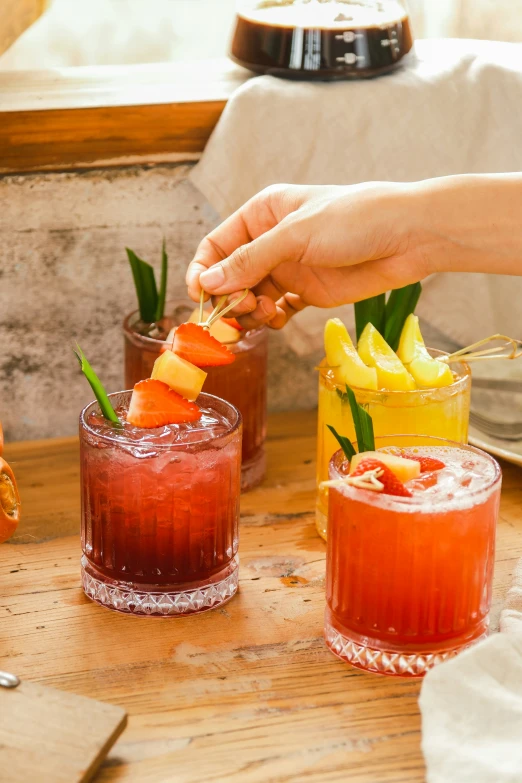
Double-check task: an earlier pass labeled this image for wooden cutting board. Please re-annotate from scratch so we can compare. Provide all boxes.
[0,672,127,783]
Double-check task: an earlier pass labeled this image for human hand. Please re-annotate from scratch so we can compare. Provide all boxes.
[186,181,433,329]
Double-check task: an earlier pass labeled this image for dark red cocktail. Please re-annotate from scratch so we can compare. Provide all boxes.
[123,302,267,490]
[80,391,242,616]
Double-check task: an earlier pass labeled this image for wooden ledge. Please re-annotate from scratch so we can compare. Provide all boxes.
[0,59,251,174]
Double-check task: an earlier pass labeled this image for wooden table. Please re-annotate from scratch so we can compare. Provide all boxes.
[1,411,522,783]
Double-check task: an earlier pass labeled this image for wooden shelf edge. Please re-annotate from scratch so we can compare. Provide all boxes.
[0,101,226,174]
[0,59,251,174]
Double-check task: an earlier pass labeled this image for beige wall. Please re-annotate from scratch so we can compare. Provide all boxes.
[0,163,320,442]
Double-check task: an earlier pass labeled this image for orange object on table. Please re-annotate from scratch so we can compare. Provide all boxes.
[0,421,21,542]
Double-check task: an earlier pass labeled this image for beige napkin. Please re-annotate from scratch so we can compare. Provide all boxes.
[191,38,522,352]
[420,558,522,783]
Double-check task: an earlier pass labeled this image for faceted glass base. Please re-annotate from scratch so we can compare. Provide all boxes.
[324,618,488,678]
[81,555,239,616]
[241,447,266,492]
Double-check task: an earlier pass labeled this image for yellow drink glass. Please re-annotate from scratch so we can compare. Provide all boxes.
[316,350,471,540]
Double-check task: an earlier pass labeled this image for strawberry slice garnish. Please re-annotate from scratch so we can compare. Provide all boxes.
[401,452,446,473]
[350,458,412,497]
[127,379,201,428]
[222,316,244,331]
[173,323,235,367]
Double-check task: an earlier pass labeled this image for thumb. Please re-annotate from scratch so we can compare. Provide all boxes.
[199,220,303,294]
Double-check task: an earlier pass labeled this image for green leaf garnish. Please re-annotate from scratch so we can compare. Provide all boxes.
[155,239,168,322]
[343,384,375,453]
[74,345,121,425]
[327,387,376,463]
[384,283,422,352]
[354,294,385,343]
[327,424,356,461]
[126,247,159,323]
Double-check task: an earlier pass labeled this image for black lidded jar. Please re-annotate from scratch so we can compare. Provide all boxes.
[230,0,414,80]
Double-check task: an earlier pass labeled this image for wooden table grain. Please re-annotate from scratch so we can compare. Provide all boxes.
[1,411,522,783]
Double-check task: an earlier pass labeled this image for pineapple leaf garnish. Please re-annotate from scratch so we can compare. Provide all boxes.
[327,425,356,461]
[384,283,422,352]
[343,384,375,453]
[74,345,121,425]
[155,239,168,322]
[354,283,422,353]
[127,240,169,324]
[126,248,158,323]
[329,385,375,459]
[354,294,385,343]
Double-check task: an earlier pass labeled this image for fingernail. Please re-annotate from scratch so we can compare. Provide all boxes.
[200,265,225,290]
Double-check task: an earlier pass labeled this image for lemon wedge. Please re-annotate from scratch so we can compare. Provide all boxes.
[324,318,378,390]
[397,315,453,388]
[358,323,416,391]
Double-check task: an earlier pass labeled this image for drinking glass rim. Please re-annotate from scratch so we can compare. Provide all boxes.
[329,434,502,505]
[80,390,242,448]
[318,350,471,395]
[123,302,267,348]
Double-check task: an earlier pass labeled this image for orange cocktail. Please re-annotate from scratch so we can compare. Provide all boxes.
[325,436,501,677]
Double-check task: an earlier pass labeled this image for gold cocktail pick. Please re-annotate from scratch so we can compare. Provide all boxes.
[198,289,249,329]
[321,467,385,492]
[438,334,522,365]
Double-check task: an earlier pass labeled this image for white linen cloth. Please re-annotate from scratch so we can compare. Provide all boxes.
[191,38,522,354]
[420,558,522,783]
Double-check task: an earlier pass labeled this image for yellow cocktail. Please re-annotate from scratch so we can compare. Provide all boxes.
[316,352,471,539]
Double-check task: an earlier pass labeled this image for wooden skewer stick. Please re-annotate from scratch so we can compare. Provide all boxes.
[198,288,205,325]
[198,289,250,329]
[438,334,522,364]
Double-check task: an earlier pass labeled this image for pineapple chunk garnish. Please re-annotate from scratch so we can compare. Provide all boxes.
[152,349,207,401]
[350,451,420,482]
[188,308,240,345]
[397,315,453,388]
[324,318,378,390]
[358,323,416,391]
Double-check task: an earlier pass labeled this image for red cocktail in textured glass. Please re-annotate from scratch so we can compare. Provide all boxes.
[124,301,267,491]
[325,436,501,677]
[80,391,242,616]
